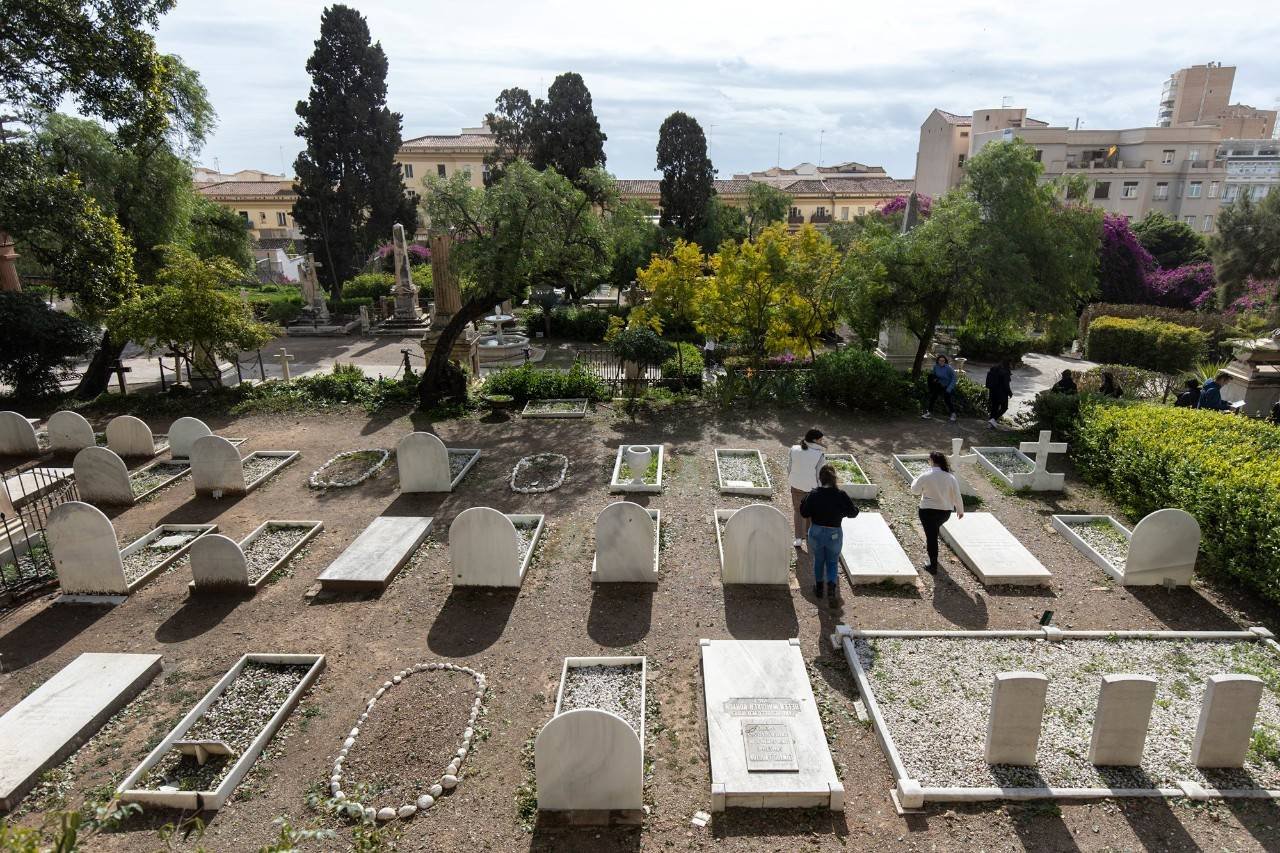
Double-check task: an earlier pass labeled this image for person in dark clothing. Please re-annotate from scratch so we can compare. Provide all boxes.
[922,355,959,422]
[1197,373,1233,411]
[1174,379,1201,408]
[1270,401,1280,425]
[1099,372,1123,399]
[985,359,1013,428]
[800,465,859,604]
[1051,369,1078,394]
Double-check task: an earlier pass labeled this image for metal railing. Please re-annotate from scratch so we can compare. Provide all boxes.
[1,461,79,602]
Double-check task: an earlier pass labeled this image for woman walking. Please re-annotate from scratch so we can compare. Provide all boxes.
[910,450,964,575]
[787,428,826,548]
[800,464,859,604]
[922,355,958,422]
[985,359,1013,428]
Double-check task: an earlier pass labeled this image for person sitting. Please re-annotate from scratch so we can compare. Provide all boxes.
[1051,369,1077,394]
[1197,373,1233,411]
[1098,372,1123,399]
[1174,378,1201,408]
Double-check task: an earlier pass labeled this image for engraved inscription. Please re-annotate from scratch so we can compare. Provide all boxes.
[723,697,801,717]
[743,722,798,771]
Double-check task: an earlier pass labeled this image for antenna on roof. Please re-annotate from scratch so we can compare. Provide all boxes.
[1001,95,1012,108]
[213,156,221,173]
[819,129,824,167]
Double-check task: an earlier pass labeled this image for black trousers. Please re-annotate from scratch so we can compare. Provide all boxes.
[988,394,1010,422]
[926,381,956,415]
[918,508,952,568]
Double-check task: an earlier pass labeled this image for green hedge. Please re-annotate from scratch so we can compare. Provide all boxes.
[1079,303,1229,354]
[809,348,915,413]
[480,363,607,403]
[661,342,703,390]
[341,272,395,301]
[1084,316,1207,373]
[1074,402,1280,604]
[524,305,627,341]
[956,320,1035,362]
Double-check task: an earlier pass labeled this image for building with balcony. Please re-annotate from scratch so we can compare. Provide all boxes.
[914,108,1050,199]
[1156,63,1275,136]
[397,124,495,191]
[1218,138,1279,203]
[194,177,304,272]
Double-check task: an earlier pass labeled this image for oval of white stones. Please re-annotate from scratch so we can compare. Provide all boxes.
[330,662,486,822]
[307,448,391,490]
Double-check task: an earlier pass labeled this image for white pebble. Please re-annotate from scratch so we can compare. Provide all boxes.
[359,714,368,724]
[350,727,360,738]
[441,774,459,789]
[363,807,376,821]
[331,775,342,784]
[456,747,467,759]
[343,737,355,750]
[374,688,385,699]
[429,784,443,797]
[334,790,344,800]
[463,727,474,740]
[376,806,396,821]
[383,681,393,689]
[397,805,417,819]
[392,675,402,685]
[417,794,435,810]
[330,782,340,795]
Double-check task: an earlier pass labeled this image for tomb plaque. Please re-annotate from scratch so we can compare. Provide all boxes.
[723,698,801,717]
[743,722,799,771]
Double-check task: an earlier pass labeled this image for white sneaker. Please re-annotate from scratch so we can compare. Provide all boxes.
[793,538,804,548]
[987,418,997,429]
[949,413,957,422]
[921,412,932,419]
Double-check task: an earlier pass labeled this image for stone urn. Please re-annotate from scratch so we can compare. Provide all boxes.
[624,445,652,485]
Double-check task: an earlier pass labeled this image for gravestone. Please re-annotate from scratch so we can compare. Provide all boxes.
[1089,674,1156,766]
[451,507,529,587]
[700,639,843,811]
[535,709,643,812]
[1126,509,1201,586]
[593,502,658,582]
[191,435,245,497]
[1191,674,1264,768]
[45,501,127,596]
[105,415,156,458]
[941,512,1052,586]
[397,432,451,492]
[47,410,95,454]
[945,437,979,497]
[73,446,134,506]
[985,671,1047,765]
[839,513,917,585]
[1017,430,1067,491]
[0,411,39,456]
[317,516,433,591]
[719,504,790,585]
[168,416,213,460]
[189,534,249,590]
[0,652,162,810]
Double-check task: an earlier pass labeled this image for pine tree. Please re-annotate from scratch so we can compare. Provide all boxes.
[532,72,607,184]
[656,112,715,240]
[293,4,417,295]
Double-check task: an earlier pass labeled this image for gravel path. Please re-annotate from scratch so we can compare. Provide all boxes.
[559,663,644,734]
[1068,518,1130,572]
[243,526,311,585]
[120,531,199,585]
[980,448,1035,475]
[856,636,1280,790]
[718,451,766,486]
[242,455,288,483]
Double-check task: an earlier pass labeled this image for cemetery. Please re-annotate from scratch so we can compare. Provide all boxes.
[520,398,589,418]
[189,521,324,591]
[1052,508,1201,586]
[396,432,480,492]
[714,448,772,496]
[892,437,979,496]
[592,502,660,583]
[307,448,390,489]
[824,452,879,499]
[608,443,664,493]
[190,435,299,497]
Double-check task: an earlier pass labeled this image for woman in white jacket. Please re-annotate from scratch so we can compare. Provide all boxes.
[910,450,965,574]
[787,428,826,547]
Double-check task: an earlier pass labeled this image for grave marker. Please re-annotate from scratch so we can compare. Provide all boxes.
[273,347,296,381]
[941,512,1052,586]
[592,502,659,583]
[0,411,39,456]
[985,671,1047,765]
[189,534,250,589]
[191,435,245,497]
[45,501,127,597]
[715,504,790,585]
[1127,508,1201,587]
[1017,430,1067,491]
[396,432,468,492]
[73,446,134,506]
[318,516,433,591]
[1089,674,1156,766]
[47,410,95,454]
[168,417,213,460]
[1191,674,1264,768]
[839,513,917,585]
[450,507,544,587]
[105,415,157,458]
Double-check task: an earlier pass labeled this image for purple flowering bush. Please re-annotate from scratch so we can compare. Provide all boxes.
[375,242,431,267]
[1226,277,1279,319]
[877,194,932,219]
[1098,214,1155,304]
[1145,263,1216,310]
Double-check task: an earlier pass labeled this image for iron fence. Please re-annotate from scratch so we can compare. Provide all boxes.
[0,461,79,602]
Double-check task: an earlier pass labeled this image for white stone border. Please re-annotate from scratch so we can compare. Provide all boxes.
[118,524,218,594]
[972,447,1036,490]
[510,453,569,494]
[829,624,1280,812]
[187,520,324,591]
[521,398,588,419]
[242,450,300,492]
[331,662,487,822]
[714,448,772,496]
[129,458,192,502]
[825,453,880,500]
[446,448,482,490]
[1051,514,1131,582]
[609,444,664,493]
[308,449,390,489]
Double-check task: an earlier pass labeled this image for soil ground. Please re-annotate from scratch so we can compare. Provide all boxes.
[3,400,1280,852]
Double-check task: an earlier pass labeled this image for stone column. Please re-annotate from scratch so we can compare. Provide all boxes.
[430,233,461,322]
[1192,674,1264,768]
[1089,674,1156,765]
[984,671,1047,765]
[0,230,21,292]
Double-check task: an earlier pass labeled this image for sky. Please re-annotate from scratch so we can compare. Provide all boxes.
[156,0,1280,181]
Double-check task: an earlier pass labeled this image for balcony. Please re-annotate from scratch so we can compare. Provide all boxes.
[1064,160,1149,170]
[787,213,805,225]
[809,213,833,224]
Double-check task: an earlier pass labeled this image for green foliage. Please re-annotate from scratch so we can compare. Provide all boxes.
[1078,364,1171,400]
[1084,316,1208,374]
[956,315,1034,362]
[1028,390,1089,439]
[912,372,989,416]
[481,363,607,403]
[693,196,748,250]
[697,223,801,360]
[609,327,673,367]
[1073,402,1280,604]
[809,347,915,413]
[1131,210,1208,269]
[523,305,622,341]
[340,272,395,300]
[638,239,706,334]
[745,182,792,237]
[0,293,98,398]
[707,367,812,409]
[293,4,417,292]
[233,366,418,415]
[1210,190,1280,303]
[530,72,608,189]
[661,341,703,389]
[189,194,253,270]
[656,111,715,240]
[1079,302,1231,357]
[603,199,662,290]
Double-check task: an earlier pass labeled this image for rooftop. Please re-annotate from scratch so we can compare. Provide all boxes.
[196,180,297,199]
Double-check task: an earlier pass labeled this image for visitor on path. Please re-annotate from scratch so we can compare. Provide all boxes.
[1051,369,1078,394]
[1099,372,1123,399]
[922,355,958,422]
[985,359,1013,428]
[800,464,859,603]
[910,450,965,576]
[1174,378,1201,408]
[1197,373,1233,411]
[788,428,826,547]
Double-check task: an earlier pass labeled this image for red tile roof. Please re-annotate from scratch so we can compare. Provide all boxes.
[196,180,297,199]
[400,133,497,151]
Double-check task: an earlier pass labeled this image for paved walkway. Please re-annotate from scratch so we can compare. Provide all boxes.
[964,352,1098,418]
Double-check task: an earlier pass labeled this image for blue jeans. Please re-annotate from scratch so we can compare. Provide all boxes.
[808,524,842,584]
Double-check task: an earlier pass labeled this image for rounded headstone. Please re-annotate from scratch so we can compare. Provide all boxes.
[190,434,245,497]
[168,416,213,460]
[397,432,451,492]
[47,410,95,454]
[73,446,134,506]
[105,415,155,458]
[534,708,642,811]
[722,503,790,584]
[189,534,250,590]
[45,500,127,595]
[0,411,39,456]
[594,501,657,582]
[450,506,519,587]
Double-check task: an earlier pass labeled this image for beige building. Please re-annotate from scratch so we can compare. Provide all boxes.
[1157,63,1276,137]
[193,167,286,184]
[914,108,1050,198]
[195,179,302,242]
[397,125,494,190]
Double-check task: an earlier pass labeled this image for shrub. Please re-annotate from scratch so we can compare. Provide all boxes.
[1031,314,1079,355]
[1027,390,1086,439]
[661,342,703,390]
[1084,316,1207,373]
[1145,263,1216,311]
[609,327,673,368]
[911,372,989,417]
[1078,364,1172,401]
[1073,402,1280,604]
[0,292,98,398]
[325,297,373,317]
[524,305,626,341]
[956,319,1035,362]
[481,363,607,402]
[341,272,395,301]
[809,348,915,413]
[1079,303,1229,353]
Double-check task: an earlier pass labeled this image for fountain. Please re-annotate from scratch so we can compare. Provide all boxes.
[475,304,533,365]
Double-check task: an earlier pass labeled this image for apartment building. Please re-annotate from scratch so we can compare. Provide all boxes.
[195,179,302,241]
[1157,63,1276,137]
[1218,138,1279,202]
[397,124,494,190]
[914,108,1050,198]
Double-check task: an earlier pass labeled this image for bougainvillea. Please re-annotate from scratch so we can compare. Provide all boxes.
[878,193,933,219]
[1145,262,1216,310]
[376,242,431,264]
[1225,277,1279,318]
[1097,213,1155,304]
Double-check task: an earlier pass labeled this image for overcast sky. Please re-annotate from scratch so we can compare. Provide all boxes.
[157,0,1280,181]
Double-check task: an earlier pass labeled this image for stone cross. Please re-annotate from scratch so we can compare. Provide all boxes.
[1018,430,1067,490]
[945,437,978,497]
[273,348,296,382]
[300,254,328,322]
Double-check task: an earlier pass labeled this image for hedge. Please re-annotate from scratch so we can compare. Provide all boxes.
[661,342,703,390]
[1073,402,1280,604]
[480,363,607,403]
[1084,316,1207,373]
[524,305,628,341]
[956,320,1035,362]
[1079,303,1228,352]
[809,348,915,413]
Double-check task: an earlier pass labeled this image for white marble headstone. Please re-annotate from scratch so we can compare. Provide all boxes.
[535,708,643,811]
[0,411,39,456]
[451,506,520,587]
[45,500,127,595]
[47,410,95,454]
[191,435,245,497]
[73,446,134,506]
[594,502,657,582]
[168,417,213,460]
[721,504,790,585]
[189,534,249,590]
[105,415,156,458]
[1126,508,1200,586]
[397,432,451,492]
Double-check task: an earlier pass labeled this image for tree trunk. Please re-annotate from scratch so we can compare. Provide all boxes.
[417,297,490,408]
[75,330,124,400]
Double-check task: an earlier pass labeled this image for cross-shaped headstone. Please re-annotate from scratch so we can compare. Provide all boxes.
[946,437,979,497]
[273,347,297,382]
[107,361,132,395]
[1018,430,1067,491]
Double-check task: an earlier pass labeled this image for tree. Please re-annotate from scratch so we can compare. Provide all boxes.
[1211,190,1280,305]
[745,183,791,238]
[0,292,99,398]
[783,225,842,359]
[693,196,747,250]
[293,4,417,295]
[416,161,610,407]
[696,223,801,361]
[189,195,254,270]
[483,87,538,185]
[656,112,715,240]
[637,238,706,375]
[1097,213,1155,304]
[106,245,274,384]
[1132,210,1208,269]
[531,72,606,187]
[603,198,662,293]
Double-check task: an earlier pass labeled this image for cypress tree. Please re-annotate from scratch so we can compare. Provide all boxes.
[656,112,715,240]
[532,72,607,184]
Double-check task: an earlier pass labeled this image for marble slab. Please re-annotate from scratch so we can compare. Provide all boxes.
[317,516,432,590]
[0,653,162,810]
[941,512,1052,586]
[700,639,843,811]
[592,503,659,583]
[715,505,790,585]
[839,513,917,585]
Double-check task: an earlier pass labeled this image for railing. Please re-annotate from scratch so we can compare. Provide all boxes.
[787,214,805,224]
[575,348,663,394]
[1,461,80,603]
[810,213,833,224]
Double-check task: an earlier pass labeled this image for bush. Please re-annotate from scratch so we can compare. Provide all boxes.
[1078,364,1172,401]
[1031,314,1079,355]
[326,297,373,317]
[661,342,703,390]
[609,327,673,368]
[1027,390,1086,439]
[0,292,99,398]
[809,348,915,413]
[1084,316,1207,373]
[341,272,395,301]
[956,319,1035,362]
[1073,402,1280,604]
[910,372,990,417]
[1079,303,1229,354]
[481,363,607,403]
[524,305,626,341]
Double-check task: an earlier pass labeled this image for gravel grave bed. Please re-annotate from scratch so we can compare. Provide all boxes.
[339,668,479,811]
[120,531,199,586]
[243,526,312,585]
[242,455,287,483]
[447,449,476,480]
[525,400,585,414]
[897,457,931,478]
[559,663,644,734]
[981,448,1035,475]
[1068,519,1130,572]
[142,662,309,791]
[511,453,568,493]
[513,520,538,563]
[617,454,660,484]
[828,458,869,485]
[0,547,52,585]
[856,636,1280,790]
[718,451,767,486]
[129,462,189,497]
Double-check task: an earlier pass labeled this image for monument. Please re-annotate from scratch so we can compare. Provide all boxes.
[286,254,359,335]
[373,223,431,335]
[418,232,475,357]
[1221,330,1280,415]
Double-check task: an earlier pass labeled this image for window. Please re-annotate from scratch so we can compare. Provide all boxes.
[1208,181,1219,198]
[1122,181,1139,198]
[238,211,250,226]
[1223,185,1240,201]
[1253,185,1268,199]
[789,206,801,220]
[1033,148,1043,162]
[402,163,414,179]
[857,206,866,215]
[276,212,287,226]
[482,164,491,183]
[1183,215,1195,225]
[815,206,827,218]
[957,153,966,168]
[1187,181,1202,198]
[1161,149,1175,164]
[1093,181,1111,199]
[1202,215,1213,232]
[462,165,472,179]
[1188,148,1200,162]
[1154,182,1169,200]
[840,207,849,220]
[959,131,969,138]
[259,212,267,221]
[436,164,446,177]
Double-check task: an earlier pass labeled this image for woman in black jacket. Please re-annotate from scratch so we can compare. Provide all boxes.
[800,465,859,606]
[985,360,1013,428]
